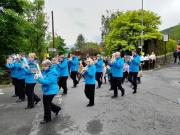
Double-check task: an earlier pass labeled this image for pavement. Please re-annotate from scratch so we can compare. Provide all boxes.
[0,64,180,135]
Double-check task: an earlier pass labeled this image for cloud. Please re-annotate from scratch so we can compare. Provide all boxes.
[74,21,86,28]
[45,0,180,45]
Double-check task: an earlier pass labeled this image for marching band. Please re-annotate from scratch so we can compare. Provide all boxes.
[6,50,141,124]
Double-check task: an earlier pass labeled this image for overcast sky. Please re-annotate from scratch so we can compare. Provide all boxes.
[44,0,180,47]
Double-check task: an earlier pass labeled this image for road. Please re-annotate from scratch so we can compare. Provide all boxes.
[0,64,180,135]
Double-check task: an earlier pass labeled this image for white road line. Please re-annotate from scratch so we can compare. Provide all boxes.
[0,93,5,95]
[29,111,41,135]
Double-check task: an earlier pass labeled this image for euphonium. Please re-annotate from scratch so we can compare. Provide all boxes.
[81,66,88,75]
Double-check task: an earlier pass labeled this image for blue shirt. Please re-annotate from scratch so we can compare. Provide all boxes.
[57,58,69,77]
[23,60,38,84]
[129,54,141,72]
[95,59,104,72]
[70,56,79,72]
[84,64,96,84]
[37,66,59,95]
[111,57,124,77]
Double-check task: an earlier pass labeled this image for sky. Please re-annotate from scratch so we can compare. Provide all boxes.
[44,0,180,47]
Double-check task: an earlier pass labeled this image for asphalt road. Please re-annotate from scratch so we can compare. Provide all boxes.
[0,64,180,135]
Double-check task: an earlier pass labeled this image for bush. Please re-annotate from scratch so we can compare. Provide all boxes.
[0,68,11,85]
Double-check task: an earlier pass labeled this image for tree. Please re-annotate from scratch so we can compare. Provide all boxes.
[82,42,101,56]
[101,10,122,41]
[75,34,85,50]
[0,0,48,66]
[103,10,162,54]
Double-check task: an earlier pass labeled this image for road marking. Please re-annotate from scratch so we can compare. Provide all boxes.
[0,93,5,95]
[29,111,41,135]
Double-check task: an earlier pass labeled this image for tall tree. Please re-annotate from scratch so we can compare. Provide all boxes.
[104,10,162,54]
[75,34,85,50]
[101,10,122,41]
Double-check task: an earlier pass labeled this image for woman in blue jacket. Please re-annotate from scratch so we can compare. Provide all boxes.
[6,55,19,97]
[128,50,141,94]
[82,58,96,107]
[23,53,41,109]
[69,53,79,88]
[35,59,61,124]
[57,55,69,95]
[95,54,104,88]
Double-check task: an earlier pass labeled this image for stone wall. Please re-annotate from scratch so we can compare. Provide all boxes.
[155,52,174,68]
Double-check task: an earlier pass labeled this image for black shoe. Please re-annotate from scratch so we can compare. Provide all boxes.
[34,99,41,105]
[109,88,113,91]
[16,99,25,102]
[72,85,76,88]
[12,95,18,97]
[133,91,137,94]
[55,108,61,115]
[121,89,125,96]
[111,95,118,98]
[40,120,51,124]
[86,103,94,107]
[62,92,67,95]
[96,86,100,89]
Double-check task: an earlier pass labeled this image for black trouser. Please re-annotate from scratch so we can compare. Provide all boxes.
[109,73,113,89]
[112,77,125,96]
[43,94,61,121]
[71,71,78,86]
[25,83,40,107]
[17,79,25,100]
[58,76,68,94]
[174,56,177,63]
[12,78,18,96]
[96,72,103,87]
[84,84,95,105]
[123,71,129,83]
[128,72,138,92]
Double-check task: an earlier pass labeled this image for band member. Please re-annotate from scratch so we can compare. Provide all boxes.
[35,59,61,124]
[109,53,115,90]
[6,55,18,97]
[82,58,96,107]
[111,52,125,98]
[23,53,41,109]
[57,55,69,95]
[69,53,79,88]
[13,54,26,102]
[128,50,141,94]
[95,54,104,89]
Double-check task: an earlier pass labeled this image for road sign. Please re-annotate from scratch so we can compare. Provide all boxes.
[48,48,56,52]
[163,34,169,42]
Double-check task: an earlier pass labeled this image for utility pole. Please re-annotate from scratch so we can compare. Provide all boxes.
[51,10,55,57]
[140,0,144,53]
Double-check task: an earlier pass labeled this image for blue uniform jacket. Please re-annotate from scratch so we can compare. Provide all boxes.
[13,61,25,79]
[95,59,104,72]
[23,61,38,84]
[57,58,69,77]
[37,66,59,95]
[51,64,60,77]
[6,61,18,78]
[70,56,79,72]
[129,54,141,72]
[111,57,124,77]
[84,64,96,84]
